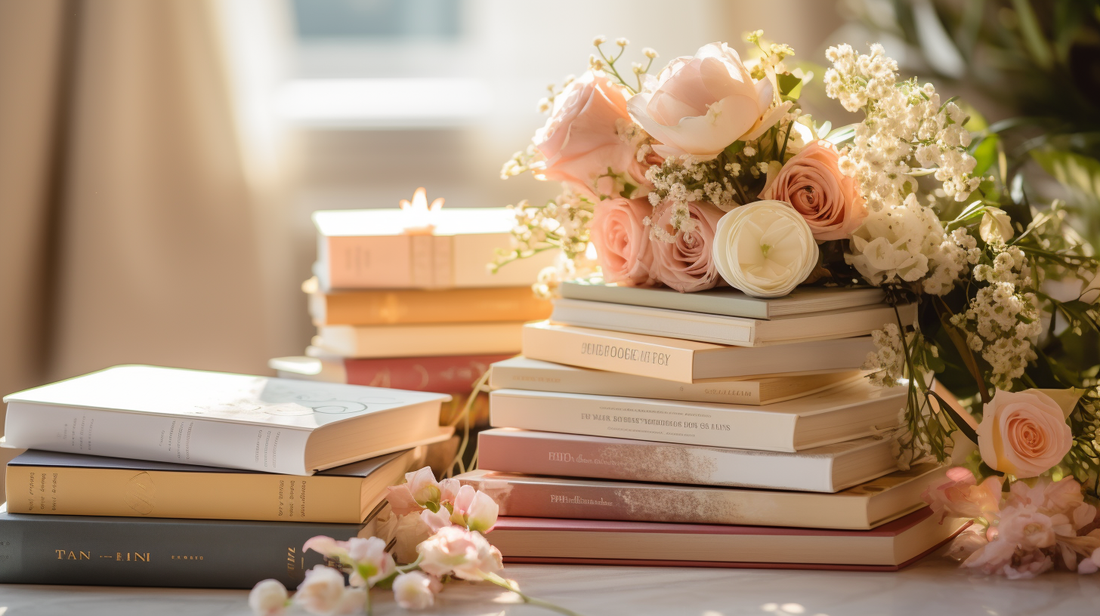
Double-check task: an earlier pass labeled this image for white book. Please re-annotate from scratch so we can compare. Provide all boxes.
[2,365,453,475]
[314,322,525,358]
[550,299,916,346]
[561,278,886,319]
[522,321,875,383]
[489,357,862,405]
[476,428,899,493]
[489,379,904,452]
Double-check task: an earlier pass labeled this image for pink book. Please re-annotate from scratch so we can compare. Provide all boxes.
[485,507,968,571]
[344,354,511,392]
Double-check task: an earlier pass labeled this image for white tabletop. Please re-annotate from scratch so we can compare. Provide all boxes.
[1,549,1096,616]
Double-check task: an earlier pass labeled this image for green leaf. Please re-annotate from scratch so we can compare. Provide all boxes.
[777,73,804,100]
[723,141,745,157]
[970,134,999,178]
[1031,147,1100,203]
[815,121,832,140]
[1011,0,1055,70]
[927,390,978,446]
[825,124,857,145]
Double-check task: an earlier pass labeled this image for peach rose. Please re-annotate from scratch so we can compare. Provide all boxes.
[588,197,655,286]
[977,389,1073,478]
[627,42,791,160]
[760,141,866,241]
[650,201,724,293]
[533,71,649,201]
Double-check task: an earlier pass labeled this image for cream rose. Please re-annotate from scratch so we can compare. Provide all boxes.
[977,389,1074,478]
[711,200,819,298]
[588,197,655,286]
[650,201,724,293]
[627,42,791,160]
[760,141,866,241]
[533,71,649,200]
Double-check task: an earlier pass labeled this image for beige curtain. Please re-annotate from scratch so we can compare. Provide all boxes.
[0,0,303,492]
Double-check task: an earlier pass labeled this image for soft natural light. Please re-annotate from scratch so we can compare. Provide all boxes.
[278,78,491,128]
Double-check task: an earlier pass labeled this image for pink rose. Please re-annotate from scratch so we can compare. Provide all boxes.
[921,467,1003,524]
[533,71,649,200]
[650,201,723,293]
[999,505,1057,550]
[977,389,1073,478]
[628,42,791,160]
[760,141,867,241]
[589,197,655,286]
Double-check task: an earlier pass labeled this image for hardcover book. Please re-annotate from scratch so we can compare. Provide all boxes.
[476,428,898,493]
[0,504,381,589]
[489,379,905,452]
[272,354,510,392]
[561,277,886,319]
[522,321,875,383]
[485,508,967,570]
[6,447,426,523]
[304,277,551,326]
[456,464,945,530]
[313,208,557,290]
[549,298,917,347]
[2,365,452,475]
[488,357,862,405]
[314,322,525,358]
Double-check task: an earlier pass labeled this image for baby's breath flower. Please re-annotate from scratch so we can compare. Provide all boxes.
[643,47,657,59]
[616,37,629,47]
[592,35,606,46]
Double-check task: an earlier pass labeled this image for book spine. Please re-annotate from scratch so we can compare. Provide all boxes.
[5,465,364,523]
[489,390,798,452]
[521,325,697,383]
[549,299,756,346]
[317,289,552,326]
[489,364,763,405]
[320,324,524,358]
[2,403,313,475]
[0,512,361,589]
[324,235,413,289]
[458,476,866,529]
[344,354,511,392]
[476,431,834,491]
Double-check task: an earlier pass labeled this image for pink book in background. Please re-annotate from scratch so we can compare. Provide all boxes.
[270,354,512,392]
[485,508,968,571]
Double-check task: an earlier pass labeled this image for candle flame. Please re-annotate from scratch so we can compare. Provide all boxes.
[400,187,444,234]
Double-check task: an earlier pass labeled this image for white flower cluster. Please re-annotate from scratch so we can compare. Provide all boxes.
[645,156,738,241]
[502,191,594,267]
[824,44,981,212]
[845,194,967,295]
[864,323,907,387]
[951,242,1041,390]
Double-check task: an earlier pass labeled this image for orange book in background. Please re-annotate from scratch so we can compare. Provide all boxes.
[303,278,550,326]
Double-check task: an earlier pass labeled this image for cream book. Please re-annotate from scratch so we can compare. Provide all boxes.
[489,379,904,452]
[489,357,862,405]
[522,321,875,383]
[313,322,525,358]
[476,428,898,493]
[550,299,917,346]
[2,365,453,475]
[6,447,427,523]
[485,509,966,570]
[313,208,557,290]
[457,464,945,530]
[561,277,886,319]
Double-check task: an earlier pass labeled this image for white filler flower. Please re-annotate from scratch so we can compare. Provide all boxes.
[712,200,819,298]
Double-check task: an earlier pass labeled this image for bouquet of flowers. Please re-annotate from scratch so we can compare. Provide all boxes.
[496,33,1100,578]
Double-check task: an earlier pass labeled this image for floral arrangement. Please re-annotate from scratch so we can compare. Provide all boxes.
[495,32,1100,578]
[247,467,578,616]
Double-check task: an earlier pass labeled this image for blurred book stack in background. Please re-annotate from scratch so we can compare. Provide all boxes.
[272,193,556,427]
[458,279,965,570]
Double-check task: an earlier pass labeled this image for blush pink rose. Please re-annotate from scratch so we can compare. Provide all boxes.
[977,389,1073,478]
[760,141,867,241]
[650,201,724,293]
[589,197,655,286]
[627,42,791,160]
[533,71,649,201]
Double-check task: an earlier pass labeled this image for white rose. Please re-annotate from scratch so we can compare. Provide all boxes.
[845,194,944,285]
[627,42,791,160]
[711,200,819,298]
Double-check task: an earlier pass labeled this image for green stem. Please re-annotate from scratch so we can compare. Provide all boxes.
[365,587,372,616]
[446,368,493,477]
[482,573,586,616]
[396,554,424,573]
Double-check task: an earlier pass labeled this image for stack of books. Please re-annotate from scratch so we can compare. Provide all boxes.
[0,365,453,589]
[459,279,966,571]
[272,207,557,424]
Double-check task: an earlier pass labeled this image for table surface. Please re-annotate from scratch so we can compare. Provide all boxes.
[1,549,1097,616]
